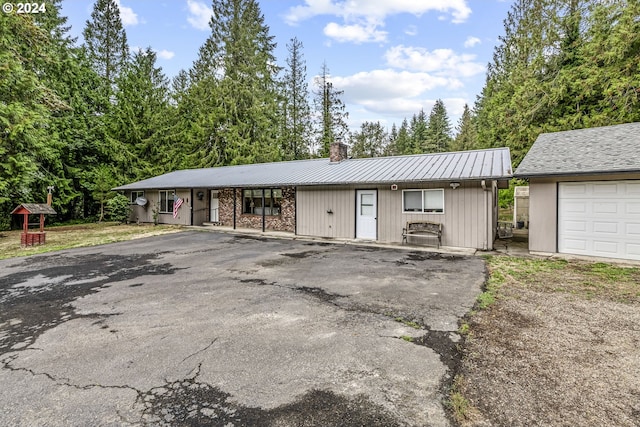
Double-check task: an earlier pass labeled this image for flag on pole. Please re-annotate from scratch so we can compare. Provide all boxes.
[173,197,183,218]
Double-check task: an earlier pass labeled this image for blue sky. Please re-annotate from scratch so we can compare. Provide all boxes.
[60,0,514,133]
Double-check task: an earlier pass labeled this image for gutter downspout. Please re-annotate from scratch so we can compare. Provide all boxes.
[233,189,237,230]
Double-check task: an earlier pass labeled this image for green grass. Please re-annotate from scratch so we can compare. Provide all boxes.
[0,222,183,260]
[394,317,422,329]
[448,375,475,423]
[400,335,415,342]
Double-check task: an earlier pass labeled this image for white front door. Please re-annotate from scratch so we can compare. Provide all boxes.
[356,190,377,240]
[558,181,640,260]
[210,190,219,222]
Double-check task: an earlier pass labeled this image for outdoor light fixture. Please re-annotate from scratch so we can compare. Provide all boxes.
[197,191,204,200]
[450,182,461,190]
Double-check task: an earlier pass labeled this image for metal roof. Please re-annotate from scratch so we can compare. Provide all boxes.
[114,147,513,191]
[514,122,640,177]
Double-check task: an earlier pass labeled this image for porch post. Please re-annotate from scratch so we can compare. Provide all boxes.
[261,189,266,232]
[233,189,237,230]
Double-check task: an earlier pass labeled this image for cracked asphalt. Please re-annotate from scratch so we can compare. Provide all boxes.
[0,231,486,426]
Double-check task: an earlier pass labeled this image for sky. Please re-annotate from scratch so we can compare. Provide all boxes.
[60,0,515,134]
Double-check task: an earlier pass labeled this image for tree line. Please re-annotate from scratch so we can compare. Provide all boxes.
[2,0,638,228]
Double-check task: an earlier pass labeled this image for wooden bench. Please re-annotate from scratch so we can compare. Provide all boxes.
[402,221,442,248]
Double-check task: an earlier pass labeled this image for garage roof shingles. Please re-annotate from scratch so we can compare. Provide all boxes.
[114,147,512,191]
[515,122,640,177]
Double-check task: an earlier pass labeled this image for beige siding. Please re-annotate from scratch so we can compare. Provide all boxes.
[296,186,356,238]
[528,173,640,253]
[125,189,192,225]
[192,188,208,225]
[298,181,495,250]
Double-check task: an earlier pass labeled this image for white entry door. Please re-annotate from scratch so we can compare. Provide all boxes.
[356,190,377,240]
[210,190,219,222]
[558,181,640,260]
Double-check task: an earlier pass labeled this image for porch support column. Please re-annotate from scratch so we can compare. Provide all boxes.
[261,189,266,232]
[233,189,237,230]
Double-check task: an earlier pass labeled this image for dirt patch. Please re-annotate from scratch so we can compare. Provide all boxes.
[457,256,640,427]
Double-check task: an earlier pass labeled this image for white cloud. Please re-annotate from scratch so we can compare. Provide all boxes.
[404,25,418,36]
[156,49,175,60]
[464,36,481,48]
[329,69,462,105]
[385,45,485,77]
[186,0,212,31]
[323,21,387,43]
[285,0,471,25]
[115,0,139,26]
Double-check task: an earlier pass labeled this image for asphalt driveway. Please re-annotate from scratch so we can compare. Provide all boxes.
[0,231,486,426]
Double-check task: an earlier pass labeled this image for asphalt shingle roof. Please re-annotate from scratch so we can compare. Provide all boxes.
[514,122,640,177]
[114,147,512,191]
[11,203,57,215]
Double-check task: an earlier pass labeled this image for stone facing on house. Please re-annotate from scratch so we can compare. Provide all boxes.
[218,188,295,232]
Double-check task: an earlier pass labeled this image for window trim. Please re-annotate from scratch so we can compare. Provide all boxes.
[242,188,283,216]
[130,191,144,204]
[158,190,175,214]
[402,189,445,214]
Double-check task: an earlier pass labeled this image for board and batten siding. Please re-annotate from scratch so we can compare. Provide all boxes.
[297,182,495,249]
[127,189,192,225]
[296,185,356,238]
[378,182,490,249]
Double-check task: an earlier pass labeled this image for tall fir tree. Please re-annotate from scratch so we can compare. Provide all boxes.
[82,0,129,105]
[452,104,478,152]
[186,0,281,167]
[426,99,452,153]
[409,109,428,154]
[281,37,312,160]
[313,62,349,157]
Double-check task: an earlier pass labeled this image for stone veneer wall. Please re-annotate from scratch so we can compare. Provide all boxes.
[218,188,295,232]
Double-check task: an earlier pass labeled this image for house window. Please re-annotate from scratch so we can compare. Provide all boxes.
[243,189,282,216]
[130,191,144,204]
[159,190,175,213]
[402,189,444,213]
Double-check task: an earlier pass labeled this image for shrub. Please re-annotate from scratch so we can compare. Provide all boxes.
[106,194,131,223]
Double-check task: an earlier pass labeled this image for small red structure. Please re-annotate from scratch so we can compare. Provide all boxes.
[11,203,57,246]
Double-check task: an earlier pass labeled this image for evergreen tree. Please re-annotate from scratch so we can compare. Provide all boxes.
[350,121,387,158]
[0,12,66,227]
[186,0,281,166]
[313,62,349,157]
[452,104,478,151]
[395,118,412,155]
[426,99,452,153]
[110,47,170,181]
[281,37,312,160]
[82,0,129,104]
[409,109,428,154]
[384,123,399,156]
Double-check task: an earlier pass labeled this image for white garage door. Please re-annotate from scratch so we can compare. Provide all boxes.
[558,181,640,260]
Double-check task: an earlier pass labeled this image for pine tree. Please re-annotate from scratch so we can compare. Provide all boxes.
[409,109,428,154]
[187,0,281,166]
[110,48,171,181]
[452,104,477,151]
[83,0,129,104]
[313,62,349,157]
[350,121,387,158]
[384,123,399,156]
[281,37,312,160]
[425,99,452,153]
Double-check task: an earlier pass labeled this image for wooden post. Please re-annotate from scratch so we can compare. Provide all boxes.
[23,213,28,233]
[39,213,44,232]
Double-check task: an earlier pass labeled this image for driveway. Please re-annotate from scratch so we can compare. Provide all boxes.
[0,231,486,426]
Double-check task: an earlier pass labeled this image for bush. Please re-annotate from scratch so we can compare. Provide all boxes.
[106,194,131,223]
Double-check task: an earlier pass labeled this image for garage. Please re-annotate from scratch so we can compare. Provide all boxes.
[514,122,640,261]
[558,181,640,260]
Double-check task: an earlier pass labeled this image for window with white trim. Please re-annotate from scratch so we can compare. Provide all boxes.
[130,191,144,204]
[402,189,444,213]
[159,190,175,213]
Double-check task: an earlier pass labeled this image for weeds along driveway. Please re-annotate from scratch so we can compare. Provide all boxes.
[0,231,485,427]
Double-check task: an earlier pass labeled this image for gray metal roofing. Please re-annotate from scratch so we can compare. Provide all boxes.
[514,122,640,177]
[114,147,513,191]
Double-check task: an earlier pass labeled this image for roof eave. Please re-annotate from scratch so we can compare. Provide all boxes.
[514,168,640,179]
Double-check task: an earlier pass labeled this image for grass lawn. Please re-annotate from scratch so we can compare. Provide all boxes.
[0,222,183,260]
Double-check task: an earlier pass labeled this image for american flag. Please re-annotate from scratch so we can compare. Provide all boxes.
[173,197,183,218]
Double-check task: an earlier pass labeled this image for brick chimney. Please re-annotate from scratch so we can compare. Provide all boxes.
[329,142,348,163]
